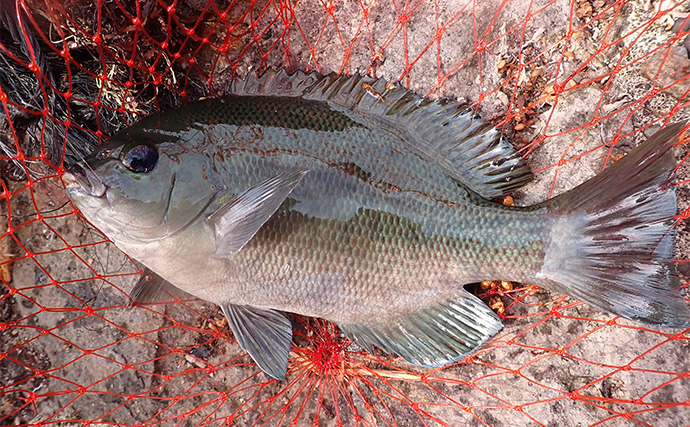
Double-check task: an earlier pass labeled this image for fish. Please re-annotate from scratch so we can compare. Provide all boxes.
[62,69,690,380]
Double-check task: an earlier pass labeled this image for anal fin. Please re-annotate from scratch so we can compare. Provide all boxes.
[221,304,292,380]
[338,289,503,367]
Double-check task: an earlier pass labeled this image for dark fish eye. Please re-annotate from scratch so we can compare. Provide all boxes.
[121,144,158,173]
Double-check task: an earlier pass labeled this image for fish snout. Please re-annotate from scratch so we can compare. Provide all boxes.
[63,162,107,198]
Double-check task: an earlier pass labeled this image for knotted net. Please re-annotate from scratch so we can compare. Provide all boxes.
[1,0,689,425]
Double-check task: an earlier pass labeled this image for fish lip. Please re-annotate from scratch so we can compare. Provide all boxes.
[63,162,108,198]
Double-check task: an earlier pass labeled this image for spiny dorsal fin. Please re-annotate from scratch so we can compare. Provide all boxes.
[221,304,292,380]
[338,288,503,367]
[232,69,532,198]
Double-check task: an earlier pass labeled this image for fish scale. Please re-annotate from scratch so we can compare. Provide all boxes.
[228,197,547,322]
[64,70,690,379]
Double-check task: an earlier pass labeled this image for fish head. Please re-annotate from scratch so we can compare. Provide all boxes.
[63,137,223,244]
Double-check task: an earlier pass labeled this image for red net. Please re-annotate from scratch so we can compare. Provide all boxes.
[1,0,690,425]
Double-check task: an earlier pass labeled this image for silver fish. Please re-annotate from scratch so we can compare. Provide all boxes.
[63,70,690,379]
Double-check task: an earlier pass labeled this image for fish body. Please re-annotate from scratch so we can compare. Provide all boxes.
[64,70,690,379]
[99,96,543,320]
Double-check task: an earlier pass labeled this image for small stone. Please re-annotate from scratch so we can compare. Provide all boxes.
[488,295,505,315]
[497,59,507,71]
[480,281,494,290]
[576,1,593,19]
[642,46,690,100]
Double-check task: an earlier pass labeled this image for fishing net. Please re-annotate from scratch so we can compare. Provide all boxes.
[1,0,689,425]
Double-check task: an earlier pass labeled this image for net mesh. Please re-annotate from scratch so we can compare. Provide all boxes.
[1,0,690,425]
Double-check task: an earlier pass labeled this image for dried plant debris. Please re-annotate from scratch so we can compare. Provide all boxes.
[0,213,11,283]
[496,52,554,149]
[477,280,516,317]
[0,1,98,176]
[0,1,209,179]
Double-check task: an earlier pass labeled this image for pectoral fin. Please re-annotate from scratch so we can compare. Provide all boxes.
[338,289,503,367]
[129,268,191,306]
[208,170,308,258]
[221,304,292,380]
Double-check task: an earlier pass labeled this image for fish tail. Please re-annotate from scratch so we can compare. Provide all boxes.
[538,122,690,327]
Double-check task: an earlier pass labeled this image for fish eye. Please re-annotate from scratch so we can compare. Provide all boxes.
[121,144,158,173]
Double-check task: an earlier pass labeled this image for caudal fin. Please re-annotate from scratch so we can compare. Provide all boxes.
[538,123,690,327]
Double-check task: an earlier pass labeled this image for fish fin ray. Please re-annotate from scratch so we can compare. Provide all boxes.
[233,69,532,198]
[128,268,192,306]
[220,304,292,380]
[539,122,690,327]
[338,289,503,367]
[208,169,308,258]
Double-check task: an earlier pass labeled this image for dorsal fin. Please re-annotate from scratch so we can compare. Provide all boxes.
[231,69,532,198]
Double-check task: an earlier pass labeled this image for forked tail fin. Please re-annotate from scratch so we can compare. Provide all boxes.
[538,123,690,327]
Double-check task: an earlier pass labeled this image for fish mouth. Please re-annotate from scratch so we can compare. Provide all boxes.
[63,162,108,198]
